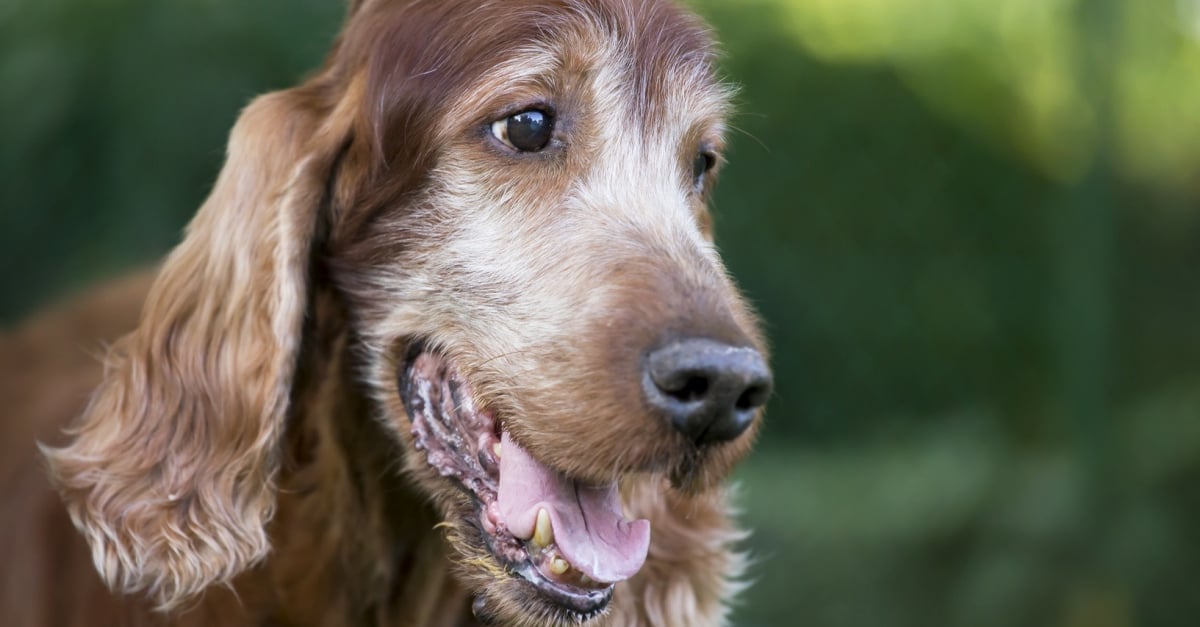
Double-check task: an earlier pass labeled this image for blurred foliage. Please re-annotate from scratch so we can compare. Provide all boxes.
[2,0,1198,625]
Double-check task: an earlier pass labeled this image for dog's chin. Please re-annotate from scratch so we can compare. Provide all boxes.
[397,345,656,625]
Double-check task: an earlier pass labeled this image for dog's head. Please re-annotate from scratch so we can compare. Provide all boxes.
[45,0,770,623]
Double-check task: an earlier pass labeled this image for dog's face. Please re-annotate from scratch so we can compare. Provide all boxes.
[44,0,769,624]
[327,0,770,622]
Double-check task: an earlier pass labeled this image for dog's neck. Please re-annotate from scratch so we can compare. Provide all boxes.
[242,286,475,626]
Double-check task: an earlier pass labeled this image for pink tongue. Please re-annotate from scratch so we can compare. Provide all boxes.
[497,432,650,583]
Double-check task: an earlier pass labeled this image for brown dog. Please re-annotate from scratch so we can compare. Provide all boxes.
[1,0,772,625]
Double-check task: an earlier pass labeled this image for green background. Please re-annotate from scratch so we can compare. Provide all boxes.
[2,0,1198,625]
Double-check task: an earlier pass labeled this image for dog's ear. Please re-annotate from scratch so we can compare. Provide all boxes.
[42,85,353,610]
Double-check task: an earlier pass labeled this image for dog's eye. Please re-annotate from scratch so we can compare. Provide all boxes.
[692,151,716,188]
[490,109,554,152]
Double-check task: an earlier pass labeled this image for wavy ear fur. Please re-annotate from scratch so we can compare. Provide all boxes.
[42,84,352,610]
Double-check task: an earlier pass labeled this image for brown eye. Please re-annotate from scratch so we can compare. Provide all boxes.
[693,151,716,187]
[491,109,554,152]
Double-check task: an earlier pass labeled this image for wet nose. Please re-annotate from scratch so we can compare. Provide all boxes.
[643,338,772,446]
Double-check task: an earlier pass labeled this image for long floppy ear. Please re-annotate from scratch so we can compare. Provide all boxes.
[42,84,352,610]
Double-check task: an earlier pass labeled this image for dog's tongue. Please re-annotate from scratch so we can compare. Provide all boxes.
[497,432,650,583]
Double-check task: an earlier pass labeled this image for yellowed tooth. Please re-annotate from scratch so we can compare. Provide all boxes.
[533,508,554,548]
[550,557,570,576]
[492,441,502,458]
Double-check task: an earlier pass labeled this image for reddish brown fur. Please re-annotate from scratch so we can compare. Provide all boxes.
[1,1,767,625]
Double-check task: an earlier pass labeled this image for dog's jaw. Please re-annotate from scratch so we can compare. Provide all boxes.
[400,347,656,623]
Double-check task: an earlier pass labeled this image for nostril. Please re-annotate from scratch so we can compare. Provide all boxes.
[671,375,710,403]
[735,383,769,412]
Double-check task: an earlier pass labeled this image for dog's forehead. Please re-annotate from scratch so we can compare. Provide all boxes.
[470,3,722,107]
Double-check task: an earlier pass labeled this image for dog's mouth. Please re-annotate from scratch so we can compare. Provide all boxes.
[399,347,651,620]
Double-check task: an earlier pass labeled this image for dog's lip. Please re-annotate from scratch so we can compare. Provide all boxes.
[399,343,618,618]
[473,522,613,616]
[512,560,614,616]
[474,522,616,621]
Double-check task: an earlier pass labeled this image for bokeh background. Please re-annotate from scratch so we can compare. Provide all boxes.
[2,0,1198,625]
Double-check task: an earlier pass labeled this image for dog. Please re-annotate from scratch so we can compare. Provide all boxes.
[0,0,772,624]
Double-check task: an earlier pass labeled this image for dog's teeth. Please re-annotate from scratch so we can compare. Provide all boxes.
[580,574,592,585]
[533,508,553,548]
[492,441,502,458]
[550,557,570,576]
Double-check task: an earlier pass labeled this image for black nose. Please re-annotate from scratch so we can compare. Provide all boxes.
[643,338,772,446]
